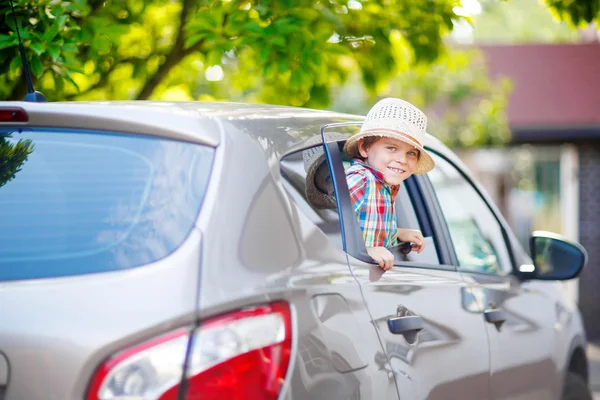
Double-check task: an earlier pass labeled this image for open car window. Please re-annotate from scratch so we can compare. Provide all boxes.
[283,126,448,270]
[280,146,343,250]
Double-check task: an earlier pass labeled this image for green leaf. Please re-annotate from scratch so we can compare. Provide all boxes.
[185,33,207,49]
[207,49,222,66]
[187,17,217,33]
[103,25,130,42]
[43,23,60,42]
[0,35,18,50]
[61,43,78,53]
[91,36,112,53]
[270,36,286,48]
[259,46,270,63]
[29,42,45,56]
[58,15,68,29]
[48,45,61,62]
[290,69,302,89]
[9,56,22,74]
[243,21,263,34]
[63,73,80,91]
[30,56,44,78]
[290,8,320,22]
[54,73,64,93]
[132,61,146,80]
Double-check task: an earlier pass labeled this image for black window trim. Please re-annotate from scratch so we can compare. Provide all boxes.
[412,173,459,266]
[425,149,518,277]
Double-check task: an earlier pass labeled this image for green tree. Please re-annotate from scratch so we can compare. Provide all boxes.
[0,133,34,188]
[329,48,513,148]
[544,0,600,27]
[1,0,462,105]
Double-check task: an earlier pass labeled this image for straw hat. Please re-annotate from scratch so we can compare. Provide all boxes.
[302,133,347,210]
[343,98,435,175]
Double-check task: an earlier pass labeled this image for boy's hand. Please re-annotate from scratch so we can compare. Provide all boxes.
[396,229,426,254]
[367,247,395,270]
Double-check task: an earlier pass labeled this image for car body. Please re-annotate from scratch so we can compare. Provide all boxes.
[0,100,591,400]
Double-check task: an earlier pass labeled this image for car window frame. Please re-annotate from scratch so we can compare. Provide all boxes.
[322,137,457,272]
[423,149,518,277]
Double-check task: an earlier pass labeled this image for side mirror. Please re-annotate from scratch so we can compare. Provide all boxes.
[519,231,588,280]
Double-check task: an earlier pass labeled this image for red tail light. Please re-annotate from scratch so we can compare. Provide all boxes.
[0,108,28,122]
[87,302,292,400]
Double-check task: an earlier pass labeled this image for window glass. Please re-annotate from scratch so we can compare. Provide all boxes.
[427,153,512,274]
[0,128,214,281]
[280,147,343,249]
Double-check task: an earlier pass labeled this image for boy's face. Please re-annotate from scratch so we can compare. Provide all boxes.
[358,137,419,186]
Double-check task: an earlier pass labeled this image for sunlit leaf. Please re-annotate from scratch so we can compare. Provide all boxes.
[9,56,21,74]
[29,42,45,56]
[30,56,44,78]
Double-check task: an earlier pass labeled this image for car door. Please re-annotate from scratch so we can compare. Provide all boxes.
[426,150,561,399]
[322,134,491,400]
[279,143,399,400]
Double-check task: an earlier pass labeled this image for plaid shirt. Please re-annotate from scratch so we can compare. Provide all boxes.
[346,159,400,248]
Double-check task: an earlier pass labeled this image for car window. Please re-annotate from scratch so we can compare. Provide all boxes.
[0,128,214,281]
[427,153,512,274]
[282,137,440,266]
[280,147,343,249]
[341,149,440,265]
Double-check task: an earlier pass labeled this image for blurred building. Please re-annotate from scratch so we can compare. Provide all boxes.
[463,43,600,339]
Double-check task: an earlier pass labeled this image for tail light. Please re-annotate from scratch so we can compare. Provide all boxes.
[87,302,292,400]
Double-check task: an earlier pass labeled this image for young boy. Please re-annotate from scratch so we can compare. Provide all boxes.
[343,98,436,270]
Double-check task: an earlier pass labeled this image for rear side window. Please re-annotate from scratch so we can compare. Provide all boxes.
[0,128,214,281]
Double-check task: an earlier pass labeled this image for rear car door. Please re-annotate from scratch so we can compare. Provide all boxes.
[426,150,561,399]
[322,133,491,400]
[278,141,400,400]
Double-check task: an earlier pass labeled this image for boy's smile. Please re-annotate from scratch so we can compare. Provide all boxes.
[358,137,419,186]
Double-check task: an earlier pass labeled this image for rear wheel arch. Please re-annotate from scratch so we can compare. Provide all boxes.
[567,346,589,383]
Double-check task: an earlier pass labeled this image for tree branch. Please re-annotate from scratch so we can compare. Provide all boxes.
[135,0,196,100]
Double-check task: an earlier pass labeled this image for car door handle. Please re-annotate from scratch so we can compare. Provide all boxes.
[387,315,425,335]
[484,309,507,328]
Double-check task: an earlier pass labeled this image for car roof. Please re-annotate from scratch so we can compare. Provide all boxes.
[0,100,448,157]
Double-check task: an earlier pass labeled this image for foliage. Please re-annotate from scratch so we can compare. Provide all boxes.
[0,0,462,105]
[0,133,34,188]
[329,48,513,148]
[543,0,600,27]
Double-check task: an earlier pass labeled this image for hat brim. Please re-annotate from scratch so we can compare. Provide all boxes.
[305,153,337,210]
[343,129,435,175]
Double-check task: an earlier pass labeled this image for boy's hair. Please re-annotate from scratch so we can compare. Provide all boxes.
[353,137,380,160]
[354,136,422,161]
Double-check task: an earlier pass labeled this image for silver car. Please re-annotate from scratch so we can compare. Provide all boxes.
[0,101,592,400]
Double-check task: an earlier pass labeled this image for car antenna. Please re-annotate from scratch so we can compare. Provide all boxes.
[8,0,47,102]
